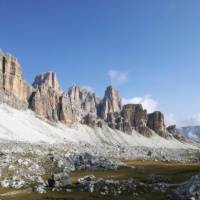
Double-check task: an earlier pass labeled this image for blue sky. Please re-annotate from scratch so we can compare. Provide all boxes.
[0,0,200,126]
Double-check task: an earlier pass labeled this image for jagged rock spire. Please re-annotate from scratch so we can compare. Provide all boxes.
[99,85,122,119]
[0,50,173,139]
[147,111,168,137]
[32,71,60,92]
[29,71,61,121]
[0,52,32,109]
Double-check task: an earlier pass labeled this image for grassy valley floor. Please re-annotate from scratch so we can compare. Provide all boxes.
[0,161,200,200]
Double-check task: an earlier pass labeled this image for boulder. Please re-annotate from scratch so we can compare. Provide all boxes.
[171,174,200,200]
[53,172,71,188]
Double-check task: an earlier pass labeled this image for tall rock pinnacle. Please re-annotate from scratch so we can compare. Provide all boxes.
[0,52,32,109]
[29,72,61,121]
[147,111,168,137]
[99,85,122,119]
[0,50,173,139]
[32,71,60,92]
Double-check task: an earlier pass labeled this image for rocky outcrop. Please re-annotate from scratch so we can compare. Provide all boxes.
[106,104,152,136]
[69,85,100,115]
[82,113,103,128]
[0,50,179,140]
[121,104,152,136]
[171,174,200,200]
[33,71,60,91]
[29,72,61,121]
[147,111,168,138]
[98,86,122,119]
[0,52,32,109]
[167,125,184,140]
[59,92,76,124]
[107,112,123,131]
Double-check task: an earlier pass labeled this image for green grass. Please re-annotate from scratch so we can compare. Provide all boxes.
[0,161,200,200]
[0,190,167,200]
[70,161,200,183]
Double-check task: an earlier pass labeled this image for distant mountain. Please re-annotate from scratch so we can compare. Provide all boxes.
[180,126,200,143]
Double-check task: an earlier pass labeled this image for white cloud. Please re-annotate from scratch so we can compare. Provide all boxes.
[81,85,94,92]
[188,131,199,140]
[122,95,158,113]
[165,113,177,126]
[181,113,200,126]
[108,69,128,85]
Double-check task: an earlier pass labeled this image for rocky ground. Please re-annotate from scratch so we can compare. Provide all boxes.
[0,142,199,199]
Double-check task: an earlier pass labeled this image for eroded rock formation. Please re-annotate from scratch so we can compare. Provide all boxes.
[69,85,100,116]
[167,125,184,140]
[98,85,122,119]
[59,92,76,124]
[0,50,179,139]
[106,104,152,136]
[0,52,32,109]
[147,111,168,138]
[29,72,61,121]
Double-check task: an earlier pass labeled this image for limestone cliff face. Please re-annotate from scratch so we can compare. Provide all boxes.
[121,104,152,136]
[0,50,178,139]
[167,125,184,140]
[147,111,168,138]
[106,104,152,136]
[0,52,32,109]
[33,71,60,91]
[29,72,61,121]
[68,85,100,117]
[59,93,76,124]
[99,86,122,119]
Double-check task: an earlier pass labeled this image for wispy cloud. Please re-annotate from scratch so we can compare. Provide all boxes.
[122,95,158,113]
[81,85,94,92]
[165,113,177,126]
[181,113,200,126]
[108,69,128,85]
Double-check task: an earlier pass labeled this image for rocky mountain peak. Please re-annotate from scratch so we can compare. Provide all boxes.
[147,111,168,137]
[32,71,60,91]
[68,84,100,117]
[0,52,32,109]
[0,50,178,140]
[99,85,122,119]
[68,84,81,102]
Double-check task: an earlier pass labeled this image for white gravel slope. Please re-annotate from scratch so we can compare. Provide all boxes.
[0,104,196,149]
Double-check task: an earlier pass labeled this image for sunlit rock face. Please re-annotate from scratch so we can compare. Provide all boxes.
[147,111,169,138]
[106,104,152,136]
[68,85,100,120]
[98,85,122,119]
[121,104,152,136]
[29,72,61,121]
[0,51,177,139]
[0,52,32,109]
[167,125,184,140]
[33,71,60,92]
[59,92,76,124]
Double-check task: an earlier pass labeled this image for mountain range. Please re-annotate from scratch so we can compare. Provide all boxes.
[0,50,196,147]
[180,126,200,143]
